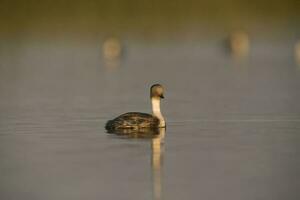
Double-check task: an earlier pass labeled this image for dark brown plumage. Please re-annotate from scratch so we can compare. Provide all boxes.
[105,112,160,130]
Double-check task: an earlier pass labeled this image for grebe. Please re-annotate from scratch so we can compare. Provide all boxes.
[105,84,166,130]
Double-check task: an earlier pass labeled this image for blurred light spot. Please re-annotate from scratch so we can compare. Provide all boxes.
[295,41,300,66]
[228,30,250,60]
[103,37,122,61]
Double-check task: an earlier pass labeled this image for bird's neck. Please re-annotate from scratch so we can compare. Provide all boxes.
[151,97,165,127]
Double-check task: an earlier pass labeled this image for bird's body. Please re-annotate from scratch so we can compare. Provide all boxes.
[105,112,160,130]
[105,84,166,131]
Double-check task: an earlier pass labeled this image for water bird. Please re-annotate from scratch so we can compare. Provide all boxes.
[105,84,166,131]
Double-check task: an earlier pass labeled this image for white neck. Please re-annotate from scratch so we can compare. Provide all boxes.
[151,98,165,127]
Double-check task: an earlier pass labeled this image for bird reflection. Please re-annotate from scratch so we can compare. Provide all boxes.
[151,128,165,200]
[107,128,165,200]
[106,127,164,139]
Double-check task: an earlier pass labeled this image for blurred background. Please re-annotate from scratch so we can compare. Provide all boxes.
[0,0,300,39]
[1,1,300,200]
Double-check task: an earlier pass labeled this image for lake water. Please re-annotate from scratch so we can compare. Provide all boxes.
[0,37,300,200]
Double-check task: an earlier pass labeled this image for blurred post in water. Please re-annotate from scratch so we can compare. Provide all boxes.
[227,30,250,60]
[295,41,300,66]
[102,37,123,69]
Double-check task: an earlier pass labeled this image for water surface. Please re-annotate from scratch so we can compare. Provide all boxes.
[0,38,300,200]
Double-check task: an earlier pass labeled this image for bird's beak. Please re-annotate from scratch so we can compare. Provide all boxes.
[160,94,164,99]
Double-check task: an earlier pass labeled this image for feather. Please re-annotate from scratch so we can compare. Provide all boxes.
[105,112,160,130]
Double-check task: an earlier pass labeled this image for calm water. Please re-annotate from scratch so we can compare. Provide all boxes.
[0,38,300,200]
